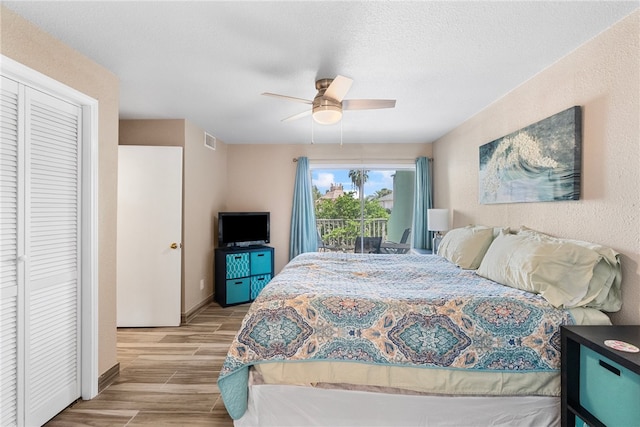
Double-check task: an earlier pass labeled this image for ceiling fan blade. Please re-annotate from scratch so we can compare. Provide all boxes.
[324,75,353,102]
[282,109,312,122]
[343,99,396,110]
[262,92,312,104]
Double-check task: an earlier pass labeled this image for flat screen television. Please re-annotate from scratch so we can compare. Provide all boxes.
[218,212,270,247]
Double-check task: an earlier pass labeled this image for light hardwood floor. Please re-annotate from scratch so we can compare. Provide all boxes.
[46,302,247,426]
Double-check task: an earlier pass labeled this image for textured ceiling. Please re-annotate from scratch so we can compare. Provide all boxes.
[4,1,638,145]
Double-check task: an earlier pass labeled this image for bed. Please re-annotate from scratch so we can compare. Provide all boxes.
[217,226,621,426]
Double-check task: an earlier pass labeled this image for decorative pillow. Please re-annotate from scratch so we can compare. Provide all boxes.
[517,227,621,311]
[477,232,602,308]
[437,226,495,270]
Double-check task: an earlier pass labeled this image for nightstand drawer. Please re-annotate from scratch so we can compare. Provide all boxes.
[579,345,640,426]
[226,278,250,304]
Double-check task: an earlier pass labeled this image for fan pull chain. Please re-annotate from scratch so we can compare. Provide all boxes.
[310,116,344,145]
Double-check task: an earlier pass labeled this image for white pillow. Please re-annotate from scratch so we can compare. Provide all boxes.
[477,232,602,308]
[437,226,495,270]
[517,227,621,311]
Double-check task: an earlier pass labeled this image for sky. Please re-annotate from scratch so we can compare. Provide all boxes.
[312,169,396,198]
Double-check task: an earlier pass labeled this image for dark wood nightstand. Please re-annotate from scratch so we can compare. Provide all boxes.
[561,325,640,427]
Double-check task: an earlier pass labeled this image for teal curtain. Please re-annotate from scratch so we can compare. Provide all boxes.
[412,157,433,250]
[289,157,318,260]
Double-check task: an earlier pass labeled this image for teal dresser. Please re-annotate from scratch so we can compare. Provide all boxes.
[214,245,274,307]
[561,325,640,427]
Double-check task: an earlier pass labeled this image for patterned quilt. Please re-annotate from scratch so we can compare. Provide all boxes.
[218,252,576,419]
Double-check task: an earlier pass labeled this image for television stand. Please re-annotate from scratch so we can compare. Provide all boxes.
[214,245,274,307]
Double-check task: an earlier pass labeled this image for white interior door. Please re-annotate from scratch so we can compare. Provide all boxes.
[117,145,182,327]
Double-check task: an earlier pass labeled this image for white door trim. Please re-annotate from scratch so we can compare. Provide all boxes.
[1,55,100,400]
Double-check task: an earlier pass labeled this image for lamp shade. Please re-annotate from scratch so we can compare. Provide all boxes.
[427,209,449,232]
[313,105,342,124]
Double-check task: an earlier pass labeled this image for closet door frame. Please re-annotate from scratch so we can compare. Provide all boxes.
[1,55,99,400]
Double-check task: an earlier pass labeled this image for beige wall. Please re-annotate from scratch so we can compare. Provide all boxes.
[433,11,640,324]
[119,119,185,147]
[226,143,432,273]
[119,119,228,315]
[1,7,120,375]
[183,121,228,313]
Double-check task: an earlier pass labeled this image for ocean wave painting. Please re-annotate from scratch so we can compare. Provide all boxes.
[479,106,581,204]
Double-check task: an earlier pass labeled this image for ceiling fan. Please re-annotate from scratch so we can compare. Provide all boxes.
[262,75,396,125]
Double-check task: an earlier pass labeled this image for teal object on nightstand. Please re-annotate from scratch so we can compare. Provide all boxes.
[573,415,587,427]
[579,345,640,426]
[561,325,640,427]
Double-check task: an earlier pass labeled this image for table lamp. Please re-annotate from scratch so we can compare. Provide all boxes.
[427,209,449,253]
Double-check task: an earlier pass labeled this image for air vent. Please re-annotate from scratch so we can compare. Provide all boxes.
[204,132,216,151]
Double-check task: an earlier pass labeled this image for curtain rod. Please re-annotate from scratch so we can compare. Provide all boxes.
[292,157,431,163]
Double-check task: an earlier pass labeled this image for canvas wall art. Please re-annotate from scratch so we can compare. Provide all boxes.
[479,106,581,204]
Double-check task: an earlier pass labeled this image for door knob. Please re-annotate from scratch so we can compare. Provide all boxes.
[170,243,180,249]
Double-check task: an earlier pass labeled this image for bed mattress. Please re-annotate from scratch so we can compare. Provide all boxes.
[235,384,562,427]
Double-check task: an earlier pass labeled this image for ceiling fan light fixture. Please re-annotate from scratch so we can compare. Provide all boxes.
[313,104,342,124]
[264,74,395,125]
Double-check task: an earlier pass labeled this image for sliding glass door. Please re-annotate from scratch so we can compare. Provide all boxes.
[312,166,414,253]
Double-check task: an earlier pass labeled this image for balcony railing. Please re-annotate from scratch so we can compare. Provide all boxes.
[317,218,388,252]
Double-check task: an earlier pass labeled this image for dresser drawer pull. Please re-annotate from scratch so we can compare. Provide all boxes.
[257,253,264,257]
[234,281,243,285]
[234,256,242,260]
[599,359,620,376]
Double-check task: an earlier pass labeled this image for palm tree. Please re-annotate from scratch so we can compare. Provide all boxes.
[372,188,392,200]
[349,170,369,242]
[348,169,369,192]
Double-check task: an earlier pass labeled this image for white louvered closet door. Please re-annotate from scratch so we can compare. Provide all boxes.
[1,76,21,427]
[25,85,82,426]
[0,76,82,426]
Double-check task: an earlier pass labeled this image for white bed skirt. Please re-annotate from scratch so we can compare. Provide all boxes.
[234,384,560,427]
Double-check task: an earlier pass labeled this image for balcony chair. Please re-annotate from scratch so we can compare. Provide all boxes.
[379,228,411,254]
[317,230,337,252]
[354,236,382,254]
